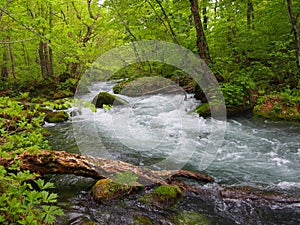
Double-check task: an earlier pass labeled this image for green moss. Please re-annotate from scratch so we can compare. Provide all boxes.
[140,185,183,208]
[44,111,69,123]
[90,178,130,202]
[195,103,211,118]
[153,185,182,198]
[172,211,212,225]
[133,215,154,225]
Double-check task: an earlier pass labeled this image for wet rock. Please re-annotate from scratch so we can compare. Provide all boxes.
[140,185,183,208]
[195,102,253,119]
[90,178,130,202]
[44,111,69,123]
[68,216,99,225]
[172,211,212,225]
[92,92,127,108]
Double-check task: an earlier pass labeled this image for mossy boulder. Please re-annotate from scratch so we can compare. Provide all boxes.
[172,211,212,225]
[195,102,252,118]
[140,185,183,208]
[92,92,127,108]
[113,76,181,97]
[90,178,130,202]
[44,111,69,123]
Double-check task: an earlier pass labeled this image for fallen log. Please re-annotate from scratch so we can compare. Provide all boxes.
[0,149,213,186]
[2,150,299,204]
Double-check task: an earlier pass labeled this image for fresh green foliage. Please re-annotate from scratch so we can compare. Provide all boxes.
[0,97,63,224]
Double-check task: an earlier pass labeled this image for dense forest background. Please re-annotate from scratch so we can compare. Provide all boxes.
[1,0,299,94]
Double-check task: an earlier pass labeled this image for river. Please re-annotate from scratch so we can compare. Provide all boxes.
[45,81,300,224]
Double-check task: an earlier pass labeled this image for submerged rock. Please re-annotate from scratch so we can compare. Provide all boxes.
[90,178,130,202]
[44,111,69,123]
[92,92,127,108]
[140,185,183,208]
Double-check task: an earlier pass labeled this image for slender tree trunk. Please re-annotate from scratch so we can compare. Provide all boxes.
[21,42,30,70]
[8,42,16,84]
[43,42,51,76]
[1,45,9,81]
[286,0,300,69]
[214,0,218,16]
[189,0,212,64]
[49,4,54,77]
[247,0,254,29]
[154,0,179,44]
[202,0,208,30]
[38,41,47,78]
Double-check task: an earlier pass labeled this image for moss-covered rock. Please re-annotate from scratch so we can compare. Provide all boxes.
[172,211,212,225]
[140,185,183,208]
[132,215,154,225]
[113,76,181,97]
[195,102,252,118]
[92,92,127,108]
[44,111,69,123]
[90,178,130,202]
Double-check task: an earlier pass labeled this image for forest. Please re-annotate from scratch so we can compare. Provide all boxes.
[0,0,300,224]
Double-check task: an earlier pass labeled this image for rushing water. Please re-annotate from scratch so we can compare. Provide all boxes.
[45,81,300,225]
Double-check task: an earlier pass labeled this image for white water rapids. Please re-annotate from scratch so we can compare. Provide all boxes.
[69,81,300,189]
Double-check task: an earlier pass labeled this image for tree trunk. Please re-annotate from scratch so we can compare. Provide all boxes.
[202,0,208,30]
[0,150,213,186]
[154,0,179,44]
[286,0,300,69]
[247,0,254,28]
[38,41,47,78]
[8,42,16,84]
[1,45,9,81]
[189,0,212,64]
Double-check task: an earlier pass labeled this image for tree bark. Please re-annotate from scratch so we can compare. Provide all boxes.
[38,41,47,78]
[247,0,254,28]
[189,0,212,64]
[286,0,300,69]
[0,150,213,186]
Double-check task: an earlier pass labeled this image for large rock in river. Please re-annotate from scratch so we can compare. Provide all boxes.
[92,92,127,108]
[44,111,69,123]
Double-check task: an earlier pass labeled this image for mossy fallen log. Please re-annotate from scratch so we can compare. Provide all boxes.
[1,150,299,204]
[0,150,213,186]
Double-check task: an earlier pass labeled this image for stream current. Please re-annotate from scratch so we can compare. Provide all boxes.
[46,81,300,224]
